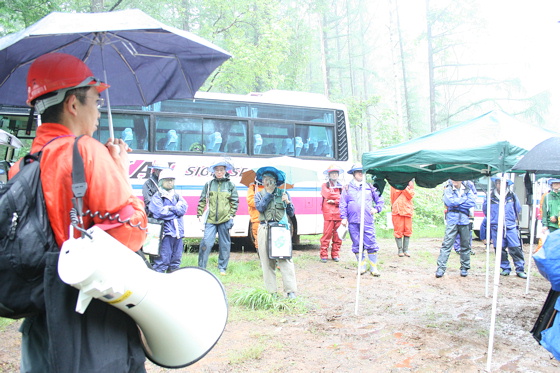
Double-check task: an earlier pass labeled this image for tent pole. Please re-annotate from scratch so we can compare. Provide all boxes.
[354,180,366,315]
[486,173,507,371]
[525,172,537,294]
[485,172,492,297]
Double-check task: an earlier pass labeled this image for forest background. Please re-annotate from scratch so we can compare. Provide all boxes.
[2,0,560,226]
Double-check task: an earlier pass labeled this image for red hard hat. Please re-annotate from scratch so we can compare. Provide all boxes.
[26,53,109,106]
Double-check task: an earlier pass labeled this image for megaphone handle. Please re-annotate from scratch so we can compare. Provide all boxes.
[75,290,93,314]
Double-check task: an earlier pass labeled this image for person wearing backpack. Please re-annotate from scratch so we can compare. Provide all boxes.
[197,160,238,275]
[10,53,148,372]
[142,159,169,217]
[148,168,187,273]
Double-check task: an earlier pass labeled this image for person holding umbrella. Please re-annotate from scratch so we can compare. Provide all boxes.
[254,167,298,298]
[319,164,344,263]
[339,163,384,276]
[197,160,238,275]
[483,177,526,278]
[12,53,147,372]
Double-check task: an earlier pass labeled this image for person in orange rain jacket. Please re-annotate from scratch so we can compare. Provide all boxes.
[10,53,147,372]
[247,182,264,249]
[390,180,415,257]
[319,165,344,262]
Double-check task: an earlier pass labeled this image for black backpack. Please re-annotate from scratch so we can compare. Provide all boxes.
[0,152,58,319]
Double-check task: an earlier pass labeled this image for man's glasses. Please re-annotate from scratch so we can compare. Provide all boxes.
[75,95,104,108]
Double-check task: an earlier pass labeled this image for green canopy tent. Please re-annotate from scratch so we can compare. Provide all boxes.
[361,109,557,371]
[363,110,557,191]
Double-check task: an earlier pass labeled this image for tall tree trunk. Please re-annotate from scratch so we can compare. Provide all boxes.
[425,0,437,132]
[388,0,403,133]
[395,0,412,137]
[319,15,330,97]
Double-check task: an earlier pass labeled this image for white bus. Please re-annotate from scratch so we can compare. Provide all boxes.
[0,90,353,246]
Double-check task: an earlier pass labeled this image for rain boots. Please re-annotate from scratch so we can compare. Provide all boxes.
[355,253,368,274]
[368,253,380,277]
[403,236,411,257]
[396,237,404,257]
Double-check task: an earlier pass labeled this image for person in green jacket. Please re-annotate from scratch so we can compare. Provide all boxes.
[197,160,239,274]
[542,178,560,234]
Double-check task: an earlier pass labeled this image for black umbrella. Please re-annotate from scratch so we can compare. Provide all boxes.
[0,9,232,138]
[512,137,560,176]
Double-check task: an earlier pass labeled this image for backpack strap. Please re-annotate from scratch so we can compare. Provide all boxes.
[70,136,90,238]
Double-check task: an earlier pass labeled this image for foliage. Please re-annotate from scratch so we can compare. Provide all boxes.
[375,183,446,237]
[0,0,556,148]
[230,287,306,312]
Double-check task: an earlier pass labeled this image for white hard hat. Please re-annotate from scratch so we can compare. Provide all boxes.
[159,169,176,180]
[149,160,169,170]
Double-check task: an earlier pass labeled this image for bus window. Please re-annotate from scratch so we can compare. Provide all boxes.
[155,116,202,152]
[98,113,149,151]
[296,124,334,158]
[253,122,294,156]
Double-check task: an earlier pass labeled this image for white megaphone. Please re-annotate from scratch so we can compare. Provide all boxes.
[58,226,228,368]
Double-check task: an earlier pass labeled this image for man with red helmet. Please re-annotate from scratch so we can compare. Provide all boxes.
[11,53,148,372]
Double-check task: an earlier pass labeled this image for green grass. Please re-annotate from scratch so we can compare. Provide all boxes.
[230,288,306,312]
[377,224,445,239]
[0,317,14,331]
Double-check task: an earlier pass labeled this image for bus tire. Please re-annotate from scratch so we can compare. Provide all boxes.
[290,216,300,245]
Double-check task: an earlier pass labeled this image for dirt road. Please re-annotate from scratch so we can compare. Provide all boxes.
[1,237,558,372]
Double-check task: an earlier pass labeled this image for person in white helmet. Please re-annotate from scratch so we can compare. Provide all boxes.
[149,169,187,273]
[319,164,344,262]
[142,159,169,218]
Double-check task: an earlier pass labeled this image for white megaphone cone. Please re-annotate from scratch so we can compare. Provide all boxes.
[58,226,228,368]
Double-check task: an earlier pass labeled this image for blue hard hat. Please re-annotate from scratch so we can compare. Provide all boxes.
[256,166,286,186]
[209,160,233,173]
[347,163,363,174]
[491,177,513,186]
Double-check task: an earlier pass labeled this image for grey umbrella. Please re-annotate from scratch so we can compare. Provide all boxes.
[0,9,232,137]
[512,137,560,176]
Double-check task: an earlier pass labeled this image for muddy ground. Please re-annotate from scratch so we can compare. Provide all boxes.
[1,237,558,372]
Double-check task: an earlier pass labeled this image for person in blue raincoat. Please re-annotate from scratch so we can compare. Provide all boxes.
[453,180,476,255]
[483,177,526,278]
[339,163,384,276]
[436,179,476,278]
[149,169,187,273]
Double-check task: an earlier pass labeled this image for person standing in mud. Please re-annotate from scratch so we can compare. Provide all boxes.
[339,163,384,276]
[390,180,415,257]
[319,165,344,263]
[435,179,476,278]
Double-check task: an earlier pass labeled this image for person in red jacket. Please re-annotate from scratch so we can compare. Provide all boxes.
[319,165,344,262]
[390,180,415,257]
[11,53,148,372]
